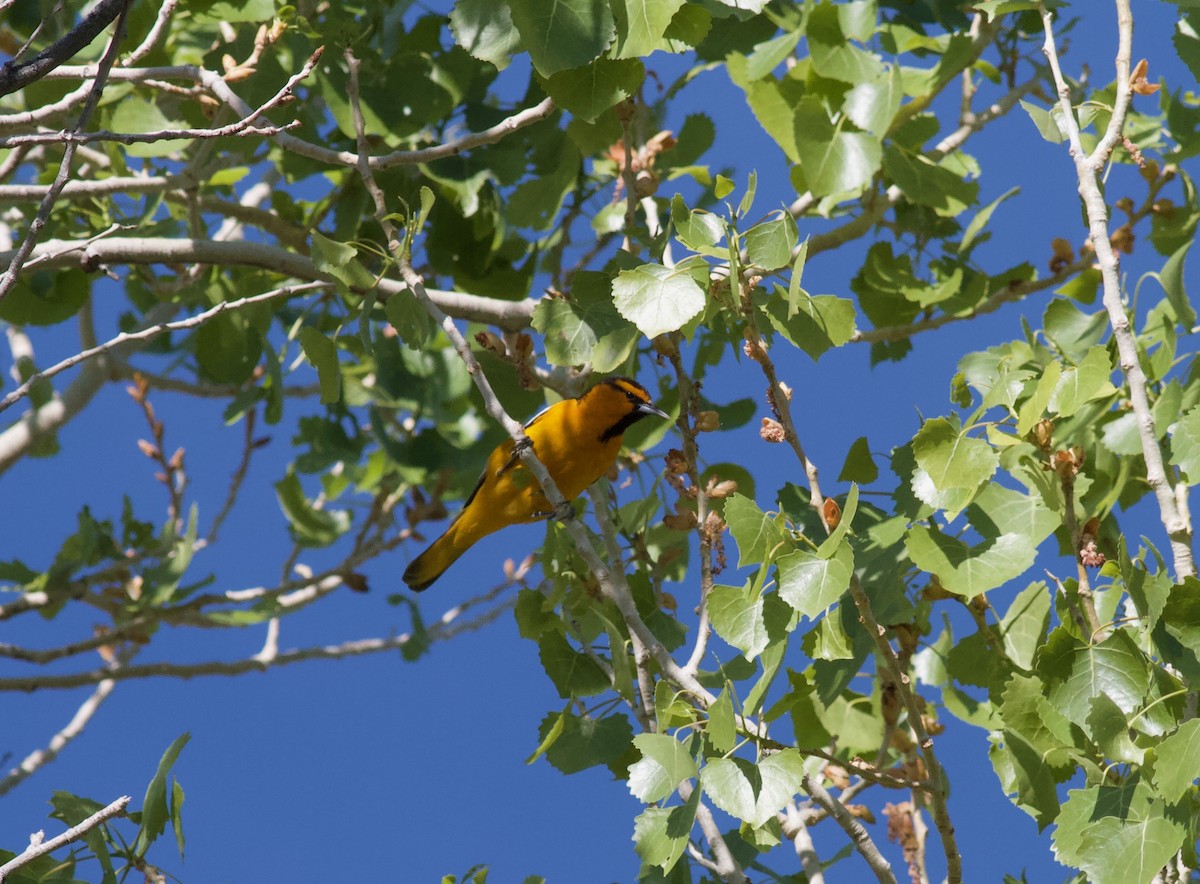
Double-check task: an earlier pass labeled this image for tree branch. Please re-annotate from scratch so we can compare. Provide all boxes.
[0,672,119,796]
[0,0,130,97]
[0,281,331,415]
[802,772,898,883]
[0,237,537,330]
[0,0,130,306]
[1039,1,1194,578]
[0,795,130,881]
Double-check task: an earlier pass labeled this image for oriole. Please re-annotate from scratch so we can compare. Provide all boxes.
[403,377,669,591]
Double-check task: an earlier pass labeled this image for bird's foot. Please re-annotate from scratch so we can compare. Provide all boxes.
[533,500,576,521]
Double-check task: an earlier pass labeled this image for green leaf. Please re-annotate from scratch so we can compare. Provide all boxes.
[508,0,615,76]
[0,268,91,326]
[297,326,342,404]
[744,215,798,271]
[1043,299,1108,362]
[1045,629,1151,727]
[612,0,686,58]
[274,470,351,547]
[743,30,802,81]
[707,690,737,754]
[1016,360,1063,435]
[526,706,569,764]
[632,788,698,873]
[538,630,611,698]
[911,417,999,518]
[723,493,789,567]
[883,145,978,217]
[612,264,706,338]
[384,293,436,350]
[1151,719,1200,802]
[1049,346,1117,417]
[628,733,698,803]
[905,526,1035,597]
[537,711,634,774]
[807,4,883,82]
[171,779,186,858]
[959,186,1019,254]
[310,231,375,291]
[989,729,1062,830]
[542,58,644,122]
[786,237,809,318]
[108,97,189,157]
[1170,404,1200,482]
[762,287,857,362]
[838,436,878,484]
[698,750,806,827]
[793,96,881,198]
[133,733,190,859]
[998,672,1075,773]
[708,582,769,660]
[194,0,273,21]
[1174,15,1200,81]
[450,0,522,69]
[714,174,735,199]
[1147,237,1195,328]
[1052,778,1188,884]
[776,543,854,619]
[533,298,597,366]
[670,194,725,251]
[997,582,1051,670]
[842,66,901,136]
[1019,98,1068,142]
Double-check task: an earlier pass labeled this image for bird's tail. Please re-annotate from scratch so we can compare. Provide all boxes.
[403,519,475,592]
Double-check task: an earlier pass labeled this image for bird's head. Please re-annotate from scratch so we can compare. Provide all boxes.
[589,376,670,442]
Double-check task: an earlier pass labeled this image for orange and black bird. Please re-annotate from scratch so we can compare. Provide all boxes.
[402,377,670,591]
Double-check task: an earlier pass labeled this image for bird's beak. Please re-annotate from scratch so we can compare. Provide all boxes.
[638,401,671,420]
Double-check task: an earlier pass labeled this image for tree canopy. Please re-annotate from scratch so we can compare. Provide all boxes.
[1,0,1199,882]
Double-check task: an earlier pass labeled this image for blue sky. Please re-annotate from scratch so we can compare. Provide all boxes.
[1,2,1195,881]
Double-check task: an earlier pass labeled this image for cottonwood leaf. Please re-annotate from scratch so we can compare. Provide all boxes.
[628,733,697,803]
[1049,346,1117,417]
[612,264,706,338]
[1151,719,1200,802]
[699,751,806,827]
[1170,404,1200,482]
[905,526,1033,597]
[793,97,881,198]
[707,582,769,660]
[776,543,854,619]
[612,0,685,58]
[507,0,615,77]
[632,789,698,873]
[1052,779,1188,884]
[450,0,522,69]
[723,493,789,566]
[542,58,644,122]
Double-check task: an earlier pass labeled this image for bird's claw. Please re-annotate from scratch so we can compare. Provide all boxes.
[534,500,576,522]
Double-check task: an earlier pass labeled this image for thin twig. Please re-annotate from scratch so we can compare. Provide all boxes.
[0,47,322,151]
[0,0,131,305]
[0,282,331,415]
[122,0,180,66]
[803,773,897,883]
[680,781,749,884]
[0,795,130,881]
[0,0,129,97]
[0,670,120,796]
[0,589,516,692]
[783,803,826,884]
[848,578,961,883]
